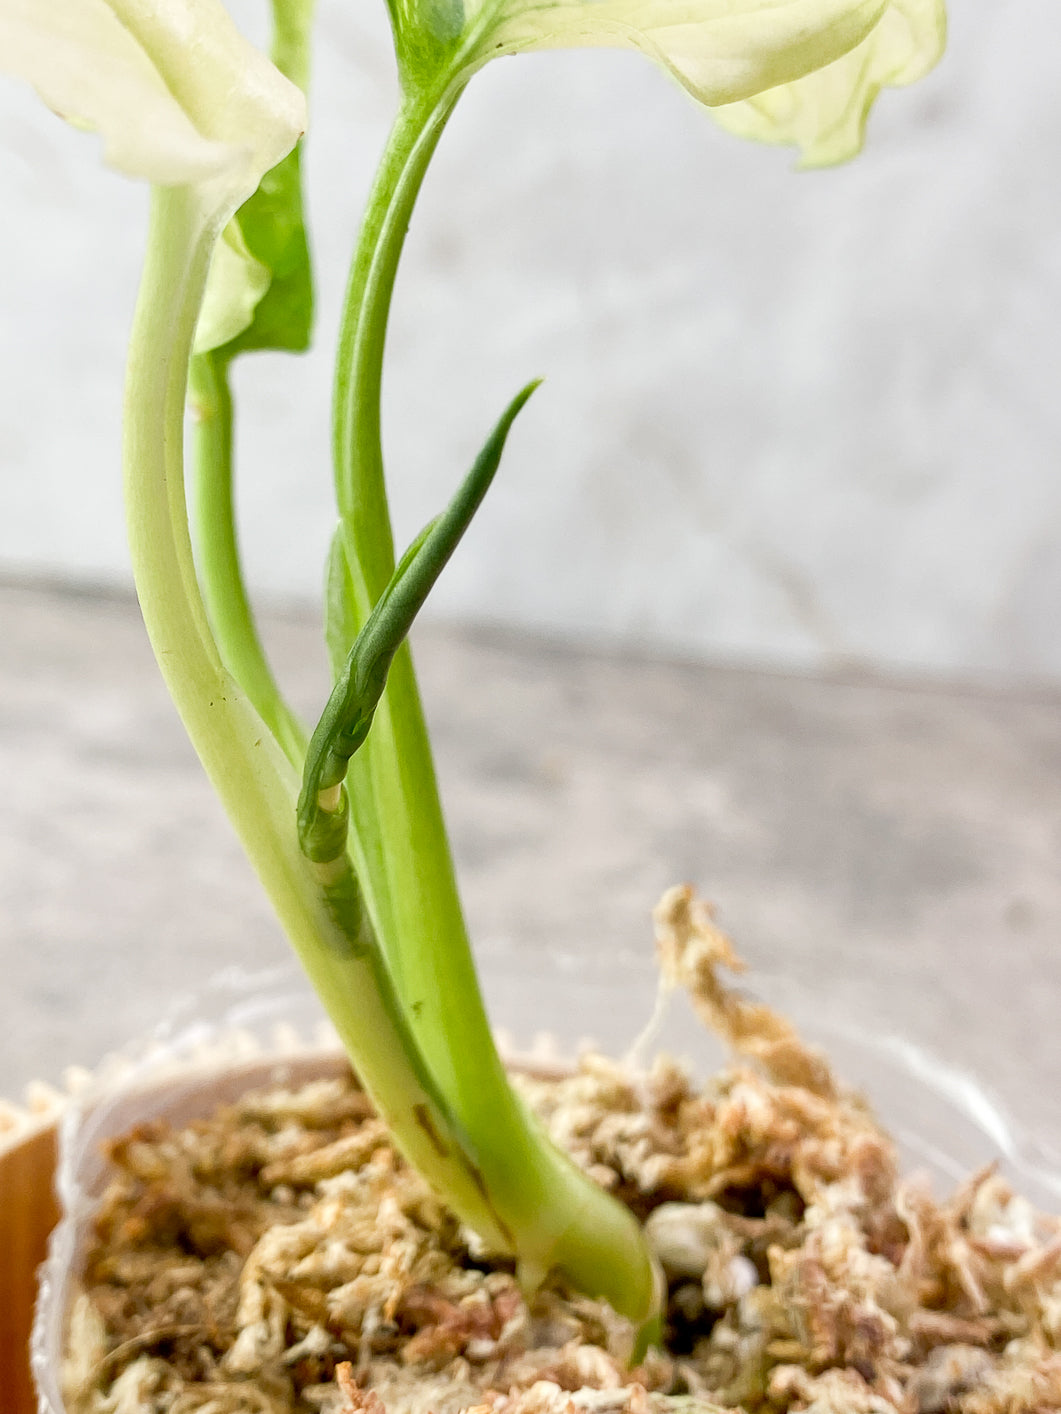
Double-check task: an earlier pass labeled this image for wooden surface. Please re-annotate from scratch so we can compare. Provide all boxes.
[0,1121,60,1414]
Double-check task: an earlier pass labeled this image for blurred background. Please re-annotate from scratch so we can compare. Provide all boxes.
[3,0,1061,1177]
[4,0,1060,678]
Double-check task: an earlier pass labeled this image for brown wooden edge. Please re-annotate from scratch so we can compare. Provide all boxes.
[1,1118,61,1414]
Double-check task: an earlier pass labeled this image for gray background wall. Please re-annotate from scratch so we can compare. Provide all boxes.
[2,0,1059,682]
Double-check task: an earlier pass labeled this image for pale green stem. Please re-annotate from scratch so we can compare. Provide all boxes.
[126,182,660,1327]
[188,348,306,765]
[327,89,662,1324]
[124,182,509,1253]
[330,82,479,1074]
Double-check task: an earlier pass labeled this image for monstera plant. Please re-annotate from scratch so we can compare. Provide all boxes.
[2,0,944,1342]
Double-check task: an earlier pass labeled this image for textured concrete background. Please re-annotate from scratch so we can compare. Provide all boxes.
[4,580,1061,1191]
[2,0,1060,679]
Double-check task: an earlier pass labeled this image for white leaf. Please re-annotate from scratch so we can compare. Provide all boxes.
[0,0,305,203]
[469,0,891,108]
[710,0,946,164]
[193,219,272,354]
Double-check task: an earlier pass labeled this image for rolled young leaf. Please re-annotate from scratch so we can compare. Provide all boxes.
[299,380,541,866]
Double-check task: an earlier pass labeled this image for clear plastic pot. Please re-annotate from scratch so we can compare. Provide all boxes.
[22,960,1061,1414]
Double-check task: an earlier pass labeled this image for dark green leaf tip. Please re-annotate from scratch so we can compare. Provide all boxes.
[298,380,540,869]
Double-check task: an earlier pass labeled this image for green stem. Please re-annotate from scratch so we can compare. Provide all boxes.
[327,87,662,1325]
[123,183,511,1255]
[188,348,306,765]
[127,182,660,1328]
[330,81,476,1062]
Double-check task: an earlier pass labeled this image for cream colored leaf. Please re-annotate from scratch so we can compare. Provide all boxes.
[471,0,891,108]
[193,220,272,354]
[709,0,946,165]
[0,0,305,203]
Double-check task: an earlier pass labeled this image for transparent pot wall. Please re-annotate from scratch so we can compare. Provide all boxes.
[32,962,1061,1413]
[479,951,1061,1212]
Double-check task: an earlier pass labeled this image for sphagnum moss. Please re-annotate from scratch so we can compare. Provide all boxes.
[65,894,1061,1413]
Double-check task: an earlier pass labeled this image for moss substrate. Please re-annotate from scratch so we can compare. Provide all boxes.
[63,890,1061,1414]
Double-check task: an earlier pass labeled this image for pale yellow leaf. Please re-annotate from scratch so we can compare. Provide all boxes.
[470,0,890,107]
[0,0,305,205]
[193,219,272,354]
[710,0,946,164]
